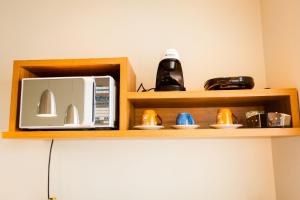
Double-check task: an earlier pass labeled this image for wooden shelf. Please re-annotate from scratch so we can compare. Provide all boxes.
[2,57,300,139]
[3,128,300,139]
[127,88,298,107]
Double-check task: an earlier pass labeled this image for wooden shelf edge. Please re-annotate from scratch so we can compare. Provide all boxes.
[2,128,300,139]
[14,57,129,66]
[2,130,120,139]
[127,88,297,100]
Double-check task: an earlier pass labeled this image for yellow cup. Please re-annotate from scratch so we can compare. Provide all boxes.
[142,110,162,126]
[216,108,233,124]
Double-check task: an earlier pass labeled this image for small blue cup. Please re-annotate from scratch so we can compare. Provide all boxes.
[176,112,195,125]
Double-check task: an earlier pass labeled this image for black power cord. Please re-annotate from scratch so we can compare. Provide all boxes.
[48,140,54,200]
[137,83,155,92]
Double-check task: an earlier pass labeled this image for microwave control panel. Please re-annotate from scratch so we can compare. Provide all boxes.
[94,76,116,128]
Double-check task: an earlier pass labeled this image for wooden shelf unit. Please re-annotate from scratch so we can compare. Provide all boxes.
[2,57,300,139]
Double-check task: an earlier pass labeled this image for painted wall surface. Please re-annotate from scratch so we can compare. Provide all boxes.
[0,0,276,200]
[261,0,300,199]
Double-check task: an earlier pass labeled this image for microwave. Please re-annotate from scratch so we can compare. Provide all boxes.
[19,76,116,129]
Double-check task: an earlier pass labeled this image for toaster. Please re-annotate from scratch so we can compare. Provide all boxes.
[19,76,116,129]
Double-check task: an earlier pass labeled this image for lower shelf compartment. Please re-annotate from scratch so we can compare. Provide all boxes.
[2,128,300,139]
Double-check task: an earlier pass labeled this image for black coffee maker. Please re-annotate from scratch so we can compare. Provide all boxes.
[155,49,186,91]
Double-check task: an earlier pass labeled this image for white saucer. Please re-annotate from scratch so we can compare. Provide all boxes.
[209,124,243,129]
[133,125,164,130]
[171,125,200,129]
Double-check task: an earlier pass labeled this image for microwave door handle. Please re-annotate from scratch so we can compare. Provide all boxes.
[92,82,95,124]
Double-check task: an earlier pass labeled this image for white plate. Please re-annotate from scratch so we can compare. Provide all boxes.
[209,124,243,129]
[171,125,200,129]
[133,125,164,130]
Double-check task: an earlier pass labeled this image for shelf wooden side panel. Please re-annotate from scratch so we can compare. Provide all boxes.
[119,59,136,130]
[290,89,300,127]
[9,65,38,132]
[3,128,300,139]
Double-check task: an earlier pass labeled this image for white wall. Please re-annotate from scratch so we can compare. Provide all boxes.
[261,0,300,199]
[0,0,276,200]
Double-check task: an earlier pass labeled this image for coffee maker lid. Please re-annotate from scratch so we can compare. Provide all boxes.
[161,48,180,61]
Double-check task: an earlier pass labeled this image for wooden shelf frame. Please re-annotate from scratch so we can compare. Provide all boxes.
[2,57,300,139]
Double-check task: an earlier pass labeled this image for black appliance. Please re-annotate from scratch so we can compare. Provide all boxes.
[246,111,267,128]
[155,49,185,91]
[204,76,254,90]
